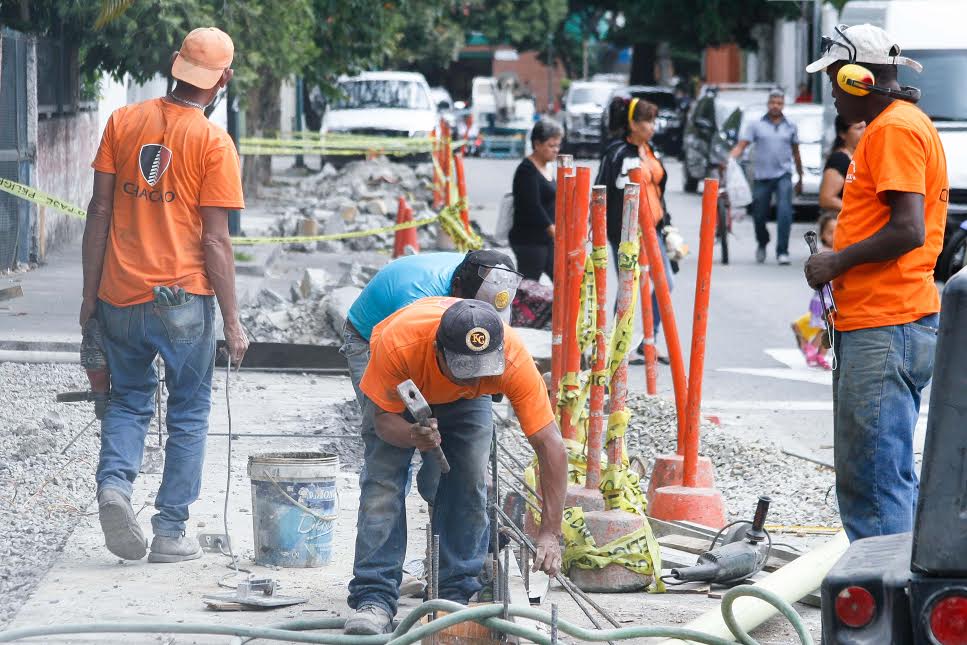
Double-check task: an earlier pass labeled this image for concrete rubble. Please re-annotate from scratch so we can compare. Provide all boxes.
[260,158,442,254]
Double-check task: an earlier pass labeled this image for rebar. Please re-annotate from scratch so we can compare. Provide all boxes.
[551,604,559,645]
[502,547,510,620]
[496,453,543,503]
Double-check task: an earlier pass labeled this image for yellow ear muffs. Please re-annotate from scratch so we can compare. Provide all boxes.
[838,63,876,97]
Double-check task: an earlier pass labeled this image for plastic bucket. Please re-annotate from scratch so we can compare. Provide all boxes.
[248,451,339,568]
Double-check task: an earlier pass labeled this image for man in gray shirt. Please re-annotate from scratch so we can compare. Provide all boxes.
[730,89,803,265]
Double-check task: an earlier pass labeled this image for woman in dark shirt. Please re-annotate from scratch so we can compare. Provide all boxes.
[510,119,563,281]
[819,115,865,215]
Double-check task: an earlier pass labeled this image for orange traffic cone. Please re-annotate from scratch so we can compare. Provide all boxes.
[393,197,419,258]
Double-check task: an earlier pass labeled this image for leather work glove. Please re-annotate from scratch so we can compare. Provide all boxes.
[662,226,689,263]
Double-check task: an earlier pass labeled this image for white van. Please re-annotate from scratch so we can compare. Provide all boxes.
[322,71,437,139]
[835,1,967,231]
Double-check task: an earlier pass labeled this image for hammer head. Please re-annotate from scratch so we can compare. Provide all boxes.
[396,379,431,422]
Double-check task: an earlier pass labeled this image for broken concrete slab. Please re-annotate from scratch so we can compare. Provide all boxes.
[299,268,331,300]
[326,286,362,332]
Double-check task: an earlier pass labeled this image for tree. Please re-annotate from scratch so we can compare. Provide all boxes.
[614,0,798,84]
[463,0,569,54]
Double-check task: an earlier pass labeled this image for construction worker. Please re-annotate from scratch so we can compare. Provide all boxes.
[805,24,946,541]
[344,297,566,635]
[341,250,521,503]
[80,28,247,562]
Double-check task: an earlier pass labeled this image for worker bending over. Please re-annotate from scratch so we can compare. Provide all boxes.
[344,297,566,635]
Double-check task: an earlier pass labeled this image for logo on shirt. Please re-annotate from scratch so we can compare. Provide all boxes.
[139,144,172,186]
[466,327,491,352]
[845,160,856,184]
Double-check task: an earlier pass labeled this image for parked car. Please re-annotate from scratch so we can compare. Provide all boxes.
[560,80,618,157]
[780,103,824,214]
[599,85,684,157]
[682,84,775,193]
[321,71,437,164]
[838,0,967,280]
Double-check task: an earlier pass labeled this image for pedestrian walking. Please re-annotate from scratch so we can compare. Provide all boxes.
[81,27,247,562]
[730,89,804,265]
[343,297,566,635]
[596,96,682,364]
[818,115,866,216]
[340,250,520,502]
[805,23,947,542]
[509,118,562,281]
[791,213,836,369]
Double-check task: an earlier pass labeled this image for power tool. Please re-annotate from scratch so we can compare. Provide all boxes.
[57,318,111,419]
[668,496,772,586]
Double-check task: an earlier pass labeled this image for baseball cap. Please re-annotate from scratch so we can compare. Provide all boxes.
[806,24,922,74]
[171,28,234,90]
[436,299,506,380]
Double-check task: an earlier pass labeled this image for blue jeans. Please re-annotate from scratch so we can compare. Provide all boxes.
[832,315,938,542]
[752,173,793,257]
[347,394,493,616]
[96,295,216,537]
[340,323,439,503]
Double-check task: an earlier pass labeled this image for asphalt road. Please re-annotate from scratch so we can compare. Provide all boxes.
[464,156,929,464]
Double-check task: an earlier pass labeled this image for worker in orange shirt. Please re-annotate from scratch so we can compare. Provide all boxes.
[81,28,248,563]
[804,24,947,541]
[343,297,566,635]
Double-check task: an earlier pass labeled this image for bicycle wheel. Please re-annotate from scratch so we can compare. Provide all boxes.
[936,227,967,281]
[717,195,730,265]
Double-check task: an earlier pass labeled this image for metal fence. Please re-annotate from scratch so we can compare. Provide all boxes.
[0,28,30,272]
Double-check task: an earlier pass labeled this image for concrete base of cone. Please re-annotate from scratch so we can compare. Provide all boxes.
[649,485,727,529]
[568,510,653,592]
[524,485,604,537]
[646,454,715,502]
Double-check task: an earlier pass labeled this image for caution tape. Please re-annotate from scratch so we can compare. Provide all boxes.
[0,178,87,220]
[562,507,664,592]
[239,135,468,157]
[0,178,479,250]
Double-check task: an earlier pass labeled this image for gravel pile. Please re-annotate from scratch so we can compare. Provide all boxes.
[0,362,99,627]
[493,394,840,528]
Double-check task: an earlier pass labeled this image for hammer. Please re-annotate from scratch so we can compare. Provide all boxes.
[396,379,450,474]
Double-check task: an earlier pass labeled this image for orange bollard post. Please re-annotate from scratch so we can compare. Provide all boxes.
[638,246,658,395]
[650,178,725,528]
[550,155,574,409]
[441,120,453,208]
[585,186,608,489]
[607,182,640,468]
[559,167,590,441]
[569,181,653,593]
[453,152,471,234]
[392,197,418,258]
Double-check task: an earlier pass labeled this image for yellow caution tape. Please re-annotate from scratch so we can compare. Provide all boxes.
[562,506,664,592]
[607,269,639,382]
[233,214,439,246]
[590,244,608,269]
[577,256,596,354]
[616,239,640,272]
[0,178,87,220]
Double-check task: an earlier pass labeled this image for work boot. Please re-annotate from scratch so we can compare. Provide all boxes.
[756,246,767,264]
[98,488,147,560]
[147,534,203,563]
[344,604,393,635]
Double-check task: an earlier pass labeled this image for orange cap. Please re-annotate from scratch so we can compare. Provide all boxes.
[171,27,234,90]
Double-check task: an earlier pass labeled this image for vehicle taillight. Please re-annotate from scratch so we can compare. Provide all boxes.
[930,595,967,645]
[835,586,876,628]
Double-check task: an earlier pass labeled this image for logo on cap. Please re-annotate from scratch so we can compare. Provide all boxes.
[466,327,491,352]
[493,290,510,311]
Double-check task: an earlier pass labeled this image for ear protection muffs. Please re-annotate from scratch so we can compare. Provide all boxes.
[827,25,921,102]
[837,63,921,102]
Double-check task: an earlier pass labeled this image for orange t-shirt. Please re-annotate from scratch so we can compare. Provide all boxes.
[92,98,244,306]
[360,296,555,437]
[640,144,665,227]
[833,100,947,331]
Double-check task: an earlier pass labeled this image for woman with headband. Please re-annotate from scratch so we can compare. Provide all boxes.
[595,95,678,364]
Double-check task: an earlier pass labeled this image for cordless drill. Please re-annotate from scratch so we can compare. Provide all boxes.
[669,496,773,585]
[57,318,111,419]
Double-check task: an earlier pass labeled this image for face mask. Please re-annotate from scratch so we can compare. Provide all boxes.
[474,265,522,321]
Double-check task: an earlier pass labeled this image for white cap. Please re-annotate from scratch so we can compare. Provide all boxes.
[806,24,922,74]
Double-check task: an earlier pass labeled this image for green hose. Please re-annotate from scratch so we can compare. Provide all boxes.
[0,587,814,644]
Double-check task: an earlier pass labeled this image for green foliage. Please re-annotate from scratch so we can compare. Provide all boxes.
[616,0,799,51]
[463,0,569,52]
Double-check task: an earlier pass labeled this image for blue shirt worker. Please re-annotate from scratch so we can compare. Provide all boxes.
[340,250,521,500]
[730,89,804,265]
